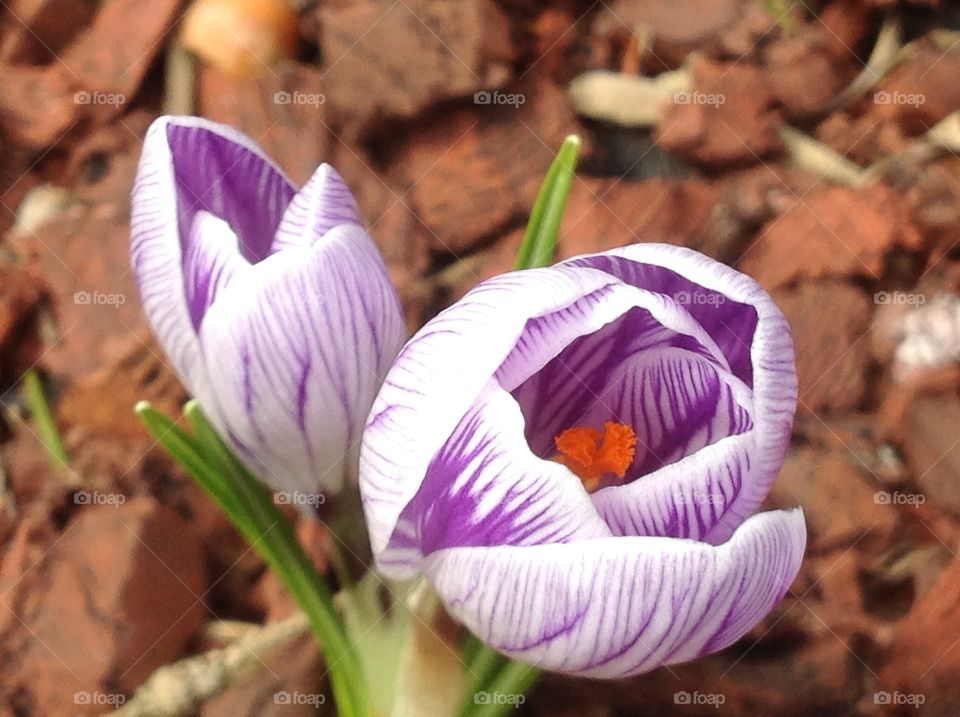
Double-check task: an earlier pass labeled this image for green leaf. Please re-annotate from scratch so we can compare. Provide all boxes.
[513,135,581,271]
[463,657,540,717]
[136,401,371,717]
[135,402,250,529]
[22,369,69,469]
[457,637,508,717]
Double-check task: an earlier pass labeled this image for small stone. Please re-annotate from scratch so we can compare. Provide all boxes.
[319,0,516,137]
[656,58,783,166]
[902,395,960,518]
[2,497,206,714]
[741,186,919,289]
[767,446,897,552]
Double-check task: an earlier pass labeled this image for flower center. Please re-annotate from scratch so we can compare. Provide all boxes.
[554,421,637,492]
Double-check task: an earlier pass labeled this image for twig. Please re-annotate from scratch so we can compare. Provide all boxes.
[109,612,309,717]
[778,125,864,186]
[827,13,902,112]
[568,68,690,128]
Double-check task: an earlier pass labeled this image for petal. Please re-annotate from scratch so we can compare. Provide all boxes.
[163,117,295,262]
[271,164,362,253]
[567,245,797,544]
[426,508,806,678]
[131,116,295,389]
[592,433,753,540]
[508,313,749,467]
[563,347,753,479]
[197,223,405,495]
[182,211,251,326]
[380,383,613,576]
[361,265,729,563]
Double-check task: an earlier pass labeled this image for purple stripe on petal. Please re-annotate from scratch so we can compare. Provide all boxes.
[566,250,759,386]
[182,211,251,328]
[566,347,753,483]
[165,120,295,263]
[197,223,405,495]
[425,508,806,678]
[593,433,753,540]
[272,164,362,253]
[565,244,797,543]
[509,308,744,471]
[391,383,611,565]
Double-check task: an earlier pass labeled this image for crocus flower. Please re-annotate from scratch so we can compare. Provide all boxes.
[360,244,806,677]
[131,116,405,496]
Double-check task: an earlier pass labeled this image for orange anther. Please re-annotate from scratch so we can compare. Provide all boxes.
[555,421,637,492]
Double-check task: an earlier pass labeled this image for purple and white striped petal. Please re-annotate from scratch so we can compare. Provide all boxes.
[132,116,405,495]
[564,244,796,544]
[272,164,362,252]
[132,116,295,390]
[197,224,405,494]
[381,382,613,575]
[426,509,806,678]
[361,264,732,567]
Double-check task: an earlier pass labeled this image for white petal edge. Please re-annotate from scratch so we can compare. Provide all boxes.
[426,508,806,678]
[131,115,295,392]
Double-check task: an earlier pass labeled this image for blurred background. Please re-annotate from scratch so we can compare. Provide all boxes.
[2,0,960,715]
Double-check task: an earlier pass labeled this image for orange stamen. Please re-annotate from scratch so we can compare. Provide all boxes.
[555,421,637,492]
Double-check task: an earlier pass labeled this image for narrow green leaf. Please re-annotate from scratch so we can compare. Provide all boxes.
[22,369,69,469]
[179,402,371,717]
[514,135,581,271]
[457,638,508,717]
[464,658,540,717]
[135,401,249,526]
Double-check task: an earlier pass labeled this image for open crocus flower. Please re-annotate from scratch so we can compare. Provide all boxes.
[131,116,405,496]
[360,244,806,678]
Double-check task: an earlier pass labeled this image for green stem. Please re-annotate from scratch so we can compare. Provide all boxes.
[184,403,369,717]
[457,638,507,716]
[22,369,69,469]
[137,401,370,717]
[466,659,540,717]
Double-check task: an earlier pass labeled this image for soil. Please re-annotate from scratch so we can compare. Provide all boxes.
[3,0,960,715]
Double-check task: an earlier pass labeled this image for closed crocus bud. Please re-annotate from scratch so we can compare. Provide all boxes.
[360,244,805,678]
[132,116,405,498]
